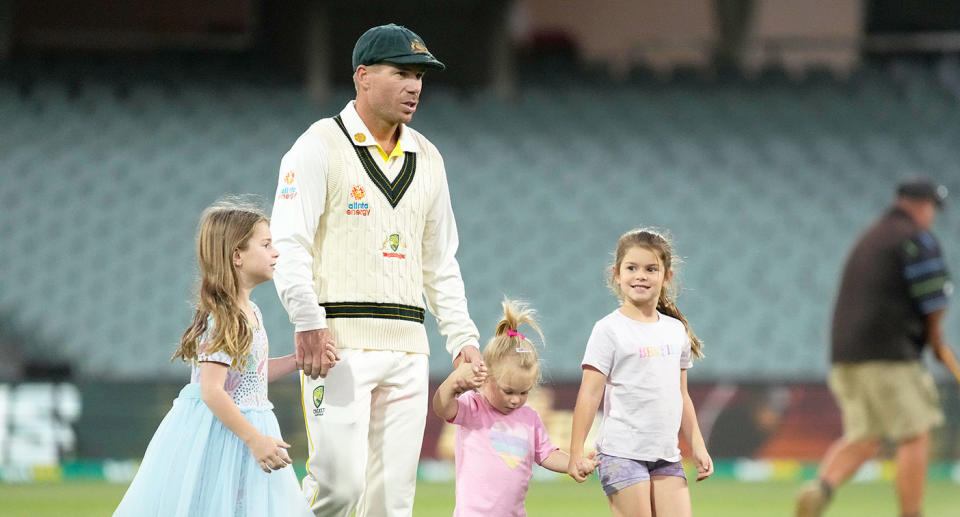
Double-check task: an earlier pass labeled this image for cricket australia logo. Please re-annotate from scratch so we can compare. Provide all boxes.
[411,39,429,55]
[312,385,325,416]
[346,185,370,216]
[381,233,407,259]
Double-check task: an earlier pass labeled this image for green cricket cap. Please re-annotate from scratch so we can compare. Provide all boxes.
[352,23,445,71]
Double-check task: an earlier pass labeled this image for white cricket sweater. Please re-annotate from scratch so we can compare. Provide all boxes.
[271,102,480,358]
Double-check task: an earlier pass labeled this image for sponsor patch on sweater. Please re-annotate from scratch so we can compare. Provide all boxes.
[346,185,371,216]
[278,171,298,200]
[381,233,407,259]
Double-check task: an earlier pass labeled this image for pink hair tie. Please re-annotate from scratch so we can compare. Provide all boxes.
[507,329,526,340]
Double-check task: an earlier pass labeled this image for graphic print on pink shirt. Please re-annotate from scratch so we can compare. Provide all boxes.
[490,421,530,468]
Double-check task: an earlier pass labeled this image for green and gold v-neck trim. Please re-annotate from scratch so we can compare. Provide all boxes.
[334,115,416,208]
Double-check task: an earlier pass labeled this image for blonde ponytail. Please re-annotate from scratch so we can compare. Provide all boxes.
[483,298,545,383]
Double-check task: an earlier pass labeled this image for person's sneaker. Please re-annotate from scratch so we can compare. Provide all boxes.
[795,480,828,517]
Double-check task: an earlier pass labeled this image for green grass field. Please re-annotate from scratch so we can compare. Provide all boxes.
[1,478,957,516]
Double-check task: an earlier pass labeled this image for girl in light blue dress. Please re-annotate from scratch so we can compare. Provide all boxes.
[114,200,327,517]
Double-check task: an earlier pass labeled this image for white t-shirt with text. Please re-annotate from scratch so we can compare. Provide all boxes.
[581,309,692,462]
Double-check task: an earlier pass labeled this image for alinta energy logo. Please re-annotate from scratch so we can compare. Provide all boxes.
[346,185,370,216]
[278,171,298,200]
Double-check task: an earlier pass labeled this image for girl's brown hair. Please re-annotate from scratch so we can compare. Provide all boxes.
[610,228,704,358]
[172,199,268,363]
[482,299,545,385]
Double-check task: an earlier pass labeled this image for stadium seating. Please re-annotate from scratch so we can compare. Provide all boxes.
[1,56,957,381]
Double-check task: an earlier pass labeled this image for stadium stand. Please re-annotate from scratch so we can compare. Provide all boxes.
[1,55,958,381]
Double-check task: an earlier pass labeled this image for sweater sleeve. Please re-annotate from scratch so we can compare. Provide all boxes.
[421,151,481,361]
[271,127,329,332]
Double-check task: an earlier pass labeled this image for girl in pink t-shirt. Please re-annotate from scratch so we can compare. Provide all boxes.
[433,299,589,517]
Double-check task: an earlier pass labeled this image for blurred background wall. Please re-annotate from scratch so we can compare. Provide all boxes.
[1,0,959,476]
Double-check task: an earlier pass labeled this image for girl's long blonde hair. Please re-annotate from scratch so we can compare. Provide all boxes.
[172,200,268,363]
[610,228,704,358]
[483,298,545,384]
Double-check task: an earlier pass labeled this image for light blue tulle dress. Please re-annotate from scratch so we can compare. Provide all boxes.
[114,303,312,517]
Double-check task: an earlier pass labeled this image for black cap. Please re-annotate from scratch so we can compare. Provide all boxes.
[897,179,948,208]
[352,24,445,71]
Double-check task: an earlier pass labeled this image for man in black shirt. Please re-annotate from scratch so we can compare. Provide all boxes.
[796,179,960,517]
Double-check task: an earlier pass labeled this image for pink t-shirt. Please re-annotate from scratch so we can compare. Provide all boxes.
[450,390,558,517]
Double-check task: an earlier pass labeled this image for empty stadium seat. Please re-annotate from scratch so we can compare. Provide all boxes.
[1,57,958,382]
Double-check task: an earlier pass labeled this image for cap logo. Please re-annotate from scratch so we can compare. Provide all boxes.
[411,39,429,55]
[354,133,366,143]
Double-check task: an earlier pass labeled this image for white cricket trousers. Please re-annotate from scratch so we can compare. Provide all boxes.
[300,349,428,517]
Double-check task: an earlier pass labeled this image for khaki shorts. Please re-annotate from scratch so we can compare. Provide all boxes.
[829,361,944,442]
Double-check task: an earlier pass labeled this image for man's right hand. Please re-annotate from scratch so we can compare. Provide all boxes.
[295,328,339,379]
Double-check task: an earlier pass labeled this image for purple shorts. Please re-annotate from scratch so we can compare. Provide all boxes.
[597,453,686,496]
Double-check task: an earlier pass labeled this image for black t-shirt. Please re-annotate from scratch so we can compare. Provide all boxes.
[831,208,952,363]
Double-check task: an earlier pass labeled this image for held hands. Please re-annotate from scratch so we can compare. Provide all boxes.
[692,445,714,481]
[246,433,293,473]
[453,345,483,369]
[453,345,486,392]
[451,361,487,395]
[295,329,339,379]
[567,451,600,483]
[433,356,487,421]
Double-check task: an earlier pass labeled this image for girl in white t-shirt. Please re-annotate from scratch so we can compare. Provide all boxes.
[568,228,713,517]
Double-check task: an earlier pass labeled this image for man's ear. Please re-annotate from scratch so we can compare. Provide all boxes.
[354,65,369,89]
